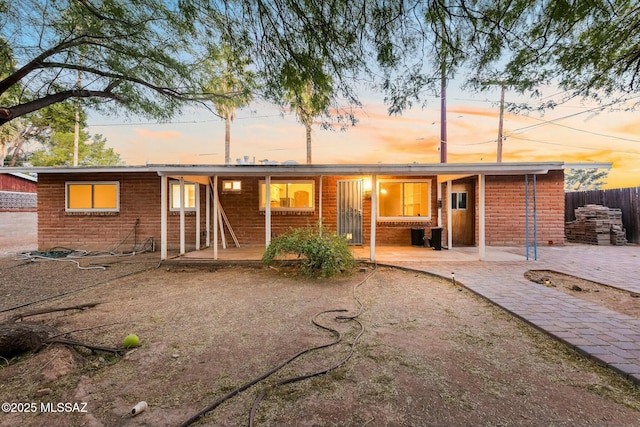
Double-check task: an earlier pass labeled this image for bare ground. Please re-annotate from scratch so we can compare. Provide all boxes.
[1,254,639,427]
[525,270,640,319]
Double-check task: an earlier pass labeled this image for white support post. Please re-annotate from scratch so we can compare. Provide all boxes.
[319,176,323,234]
[213,176,218,260]
[437,177,443,228]
[265,176,271,247]
[478,174,486,261]
[179,178,185,255]
[447,180,453,249]
[160,175,168,260]
[195,183,200,251]
[205,182,210,247]
[370,174,377,262]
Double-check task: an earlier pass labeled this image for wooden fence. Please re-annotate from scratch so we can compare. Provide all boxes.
[565,186,640,244]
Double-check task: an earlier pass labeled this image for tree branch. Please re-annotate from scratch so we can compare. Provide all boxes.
[0,90,122,125]
[0,37,88,96]
[11,302,101,322]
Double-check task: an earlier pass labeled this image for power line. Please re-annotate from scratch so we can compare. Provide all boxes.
[514,115,640,143]
[88,114,282,127]
[507,94,640,135]
[508,135,639,154]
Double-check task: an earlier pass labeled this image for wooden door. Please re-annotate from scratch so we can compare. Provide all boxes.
[451,181,475,246]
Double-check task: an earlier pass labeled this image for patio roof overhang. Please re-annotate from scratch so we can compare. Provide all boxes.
[1,161,571,177]
[2,161,605,264]
[154,162,564,177]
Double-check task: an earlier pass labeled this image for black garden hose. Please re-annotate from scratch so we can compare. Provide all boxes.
[178,267,376,427]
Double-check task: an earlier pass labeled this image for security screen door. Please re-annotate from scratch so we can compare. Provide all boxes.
[337,180,363,245]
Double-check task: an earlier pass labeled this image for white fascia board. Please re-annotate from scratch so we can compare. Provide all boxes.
[1,162,566,177]
[0,166,153,174]
[563,162,612,170]
[8,172,38,182]
[153,162,564,177]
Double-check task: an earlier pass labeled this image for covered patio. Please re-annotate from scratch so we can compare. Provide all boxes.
[158,162,567,263]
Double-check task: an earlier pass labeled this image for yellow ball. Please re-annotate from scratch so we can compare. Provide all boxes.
[123,334,140,348]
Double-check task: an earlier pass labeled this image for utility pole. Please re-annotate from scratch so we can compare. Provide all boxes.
[440,66,447,164]
[439,0,447,164]
[497,84,505,163]
[73,68,81,167]
[484,80,510,162]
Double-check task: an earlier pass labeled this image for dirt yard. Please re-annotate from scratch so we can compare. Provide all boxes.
[1,253,640,427]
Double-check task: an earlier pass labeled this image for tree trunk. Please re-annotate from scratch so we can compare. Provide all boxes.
[0,322,55,357]
[306,122,312,164]
[225,112,231,165]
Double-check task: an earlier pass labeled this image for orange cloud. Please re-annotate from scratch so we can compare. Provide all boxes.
[134,128,182,139]
[610,121,640,135]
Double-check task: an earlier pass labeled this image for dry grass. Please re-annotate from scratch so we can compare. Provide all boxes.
[0,260,639,426]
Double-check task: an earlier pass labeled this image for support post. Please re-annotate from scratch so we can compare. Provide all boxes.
[195,183,200,251]
[533,174,538,260]
[206,181,210,247]
[525,175,529,261]
[370,174,377,262]
[437,177,443,228]
[319,176,323,235]
[160,175,168,260]
[447,180,453,249]
[213,176,218,260]
[179,178,185,255]
[478,174,486,261]
[265,176,271,247]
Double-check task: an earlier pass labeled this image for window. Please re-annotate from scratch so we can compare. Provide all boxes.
[170,181,197,211]
[222,180,242,192]
[378,180,430,220]
[451,192,467,210]
[259,180,314,210]
[66,182,119,212]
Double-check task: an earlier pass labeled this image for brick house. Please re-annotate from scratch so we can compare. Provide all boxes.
[1,162,566,260]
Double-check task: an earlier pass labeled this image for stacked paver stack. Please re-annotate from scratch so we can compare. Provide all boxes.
[565,204,627,245]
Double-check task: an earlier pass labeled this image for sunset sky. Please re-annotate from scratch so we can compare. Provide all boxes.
[87,84,640,189]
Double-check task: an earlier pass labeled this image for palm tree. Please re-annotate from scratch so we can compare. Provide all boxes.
[286,78,332,164]
[204,44,255,165]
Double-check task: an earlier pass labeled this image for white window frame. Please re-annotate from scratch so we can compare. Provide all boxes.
[259,180,315,211]
[222,180,242,192]
[377,179,431,221]
[65,181,120,212]
[169,180,197,212]
[451,191,468,210]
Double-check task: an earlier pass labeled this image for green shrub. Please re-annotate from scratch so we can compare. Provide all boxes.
[262,225,355,278]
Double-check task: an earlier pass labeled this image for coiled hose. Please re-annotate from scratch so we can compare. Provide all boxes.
[178,267,376,427]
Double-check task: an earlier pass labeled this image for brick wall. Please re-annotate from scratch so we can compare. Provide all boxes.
[217,176,320,245]
[217,175,438,246]
[35,170,565,252]
[37,173,206,252]
[484,170,565,246]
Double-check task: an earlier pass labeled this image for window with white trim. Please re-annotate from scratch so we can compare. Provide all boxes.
[259,180,314,210]
[222,180,242,192]
[451,192,467,210]
[378,179,431,220]
[170,181,197,211]
[66,182,119,212]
